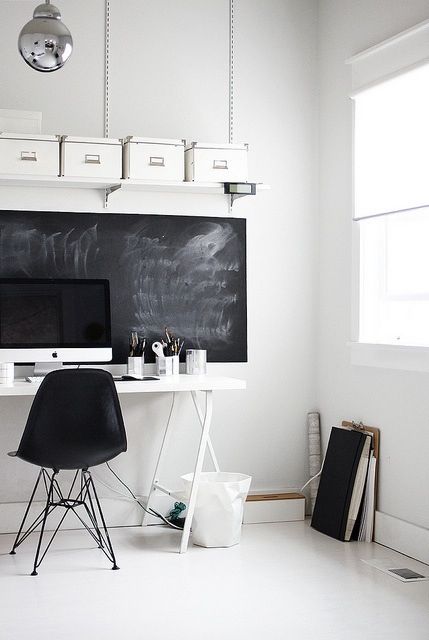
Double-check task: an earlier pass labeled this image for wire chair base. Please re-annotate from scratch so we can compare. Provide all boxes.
[10,468,119,576]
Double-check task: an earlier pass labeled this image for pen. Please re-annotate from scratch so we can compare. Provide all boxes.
[136,338,144,357]
[130,332,146,357]
[129,331,138,356]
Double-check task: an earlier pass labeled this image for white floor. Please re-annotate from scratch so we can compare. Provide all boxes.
[1,520,429,640]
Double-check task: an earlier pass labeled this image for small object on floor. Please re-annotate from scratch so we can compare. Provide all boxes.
[168,517,185,529]
[167,501,187,528]
[244,492,305,524]
[362,558,429,582]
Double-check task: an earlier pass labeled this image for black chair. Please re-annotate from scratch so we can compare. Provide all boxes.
[8,368,127,575]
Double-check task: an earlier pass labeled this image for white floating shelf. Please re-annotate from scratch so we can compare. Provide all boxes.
[0,174,270,205]
[0,175,116,190]
[120,179,270,196]
[121,179,228,194]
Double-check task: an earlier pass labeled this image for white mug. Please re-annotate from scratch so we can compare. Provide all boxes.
[186,349,207,375]
[156,355,179,376]
[127,356,144,377]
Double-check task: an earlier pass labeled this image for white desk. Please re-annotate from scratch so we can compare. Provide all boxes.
[1,375,246,553]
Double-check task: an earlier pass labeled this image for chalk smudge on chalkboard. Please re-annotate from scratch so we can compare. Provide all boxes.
[123,222,240,345]
[0,222,99,278]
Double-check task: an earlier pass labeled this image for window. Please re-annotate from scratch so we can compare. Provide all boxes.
[353,63,429,348]
[360,210,429,346]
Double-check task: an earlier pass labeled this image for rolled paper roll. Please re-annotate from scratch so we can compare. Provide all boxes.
[307,412,321,513]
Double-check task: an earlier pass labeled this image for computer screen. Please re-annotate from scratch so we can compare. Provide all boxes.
[0,278,112,363]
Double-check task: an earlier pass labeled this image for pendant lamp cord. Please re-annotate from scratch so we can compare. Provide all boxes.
[103,0,111,207]
[229,0,234,145]
[104,0,111,139]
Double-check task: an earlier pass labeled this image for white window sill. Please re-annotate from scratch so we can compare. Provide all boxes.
[349,342,429,373]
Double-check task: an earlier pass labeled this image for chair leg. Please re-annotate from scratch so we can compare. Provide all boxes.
[72,472,107,551]
[81,484,105,549]
[10,469,43,555]
[31,471,57,576]
[84,470,119,570]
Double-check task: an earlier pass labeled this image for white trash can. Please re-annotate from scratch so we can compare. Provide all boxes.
[181,472,252,548]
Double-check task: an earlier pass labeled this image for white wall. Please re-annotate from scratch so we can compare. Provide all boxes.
[0,0,319,529]
[318,0,429,554]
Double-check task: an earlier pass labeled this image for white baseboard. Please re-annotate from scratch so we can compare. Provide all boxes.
[374,511,429,565]
[0,494,176,535]
[0,490,305,535]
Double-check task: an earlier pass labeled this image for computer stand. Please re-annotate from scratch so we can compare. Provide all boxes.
[33,362,64,377]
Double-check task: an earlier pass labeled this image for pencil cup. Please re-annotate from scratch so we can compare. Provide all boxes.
[156,355,179,376]
[0,362,14,386]
[186,349,207,375]
[127,356,144,377]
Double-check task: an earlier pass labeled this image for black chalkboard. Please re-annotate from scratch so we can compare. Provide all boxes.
[0,210,247,363]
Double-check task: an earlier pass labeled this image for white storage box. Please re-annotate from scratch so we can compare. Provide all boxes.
[123,136,185,181]
[243,492,305,524]
[0,133,59,176]
[60,136,122,179]
[185,141,248,182]
[0,109,42,134]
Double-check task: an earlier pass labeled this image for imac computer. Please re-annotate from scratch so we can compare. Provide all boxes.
[0,278,112,374]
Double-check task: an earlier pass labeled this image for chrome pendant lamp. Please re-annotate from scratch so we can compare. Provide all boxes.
[18,1,73,72]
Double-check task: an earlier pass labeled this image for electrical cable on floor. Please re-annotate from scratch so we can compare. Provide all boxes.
[103,463,183,530]
[92,472,138,501]
[94,467,184,530]
[300,454,325,492]
[105,461,183,527]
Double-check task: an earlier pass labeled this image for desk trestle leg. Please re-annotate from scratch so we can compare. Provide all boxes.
[142,392,177,526]
[143,389,218,554]
[179,390,214,553]
[190,390,219,472]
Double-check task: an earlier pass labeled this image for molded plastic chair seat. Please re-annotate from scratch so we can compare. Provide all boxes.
[15,368,127,470]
